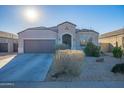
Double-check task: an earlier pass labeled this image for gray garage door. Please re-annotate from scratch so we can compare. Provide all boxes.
[0,43,8,52]
[24,40,55,53]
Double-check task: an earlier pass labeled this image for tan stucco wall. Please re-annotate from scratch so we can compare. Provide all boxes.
[0,31,18,39]
[19,29,57,39]
[99,43,112,52]
[99,34,124,52]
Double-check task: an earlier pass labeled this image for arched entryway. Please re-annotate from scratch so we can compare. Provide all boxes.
[62,34,72,49]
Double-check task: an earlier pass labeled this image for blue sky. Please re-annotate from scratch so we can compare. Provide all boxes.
[0,5,124,34]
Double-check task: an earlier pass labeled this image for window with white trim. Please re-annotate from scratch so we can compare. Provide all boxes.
[80,40,87,46]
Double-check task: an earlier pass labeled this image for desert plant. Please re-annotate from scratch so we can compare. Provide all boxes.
[53,50,85,76]
[55,44,69,51]
[112,46,123,58]
[84,42,100,57]
[111,63,124,74]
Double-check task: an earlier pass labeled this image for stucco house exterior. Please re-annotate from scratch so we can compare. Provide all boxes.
[99,28,124,52]
[0,31,18,53]
[18,21,99,53]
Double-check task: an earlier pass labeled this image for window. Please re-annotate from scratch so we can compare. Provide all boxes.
[88,37,93,42]
[80,40,87,46]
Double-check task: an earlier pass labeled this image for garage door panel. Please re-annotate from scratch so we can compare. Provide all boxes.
[0,43,8,52]
[24,40,55,53]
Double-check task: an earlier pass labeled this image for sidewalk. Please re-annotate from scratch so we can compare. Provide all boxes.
[1,81,124,88]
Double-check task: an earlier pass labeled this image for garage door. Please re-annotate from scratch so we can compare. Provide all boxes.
[0,43,8,52]
[24,40,55,53]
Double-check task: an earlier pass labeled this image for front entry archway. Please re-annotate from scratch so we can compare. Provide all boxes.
[62,34,72,49]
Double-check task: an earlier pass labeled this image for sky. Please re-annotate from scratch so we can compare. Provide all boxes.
[0,5,124,35]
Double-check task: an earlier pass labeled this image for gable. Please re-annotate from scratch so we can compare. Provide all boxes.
[57,21,76,27]
[57,22,76,33]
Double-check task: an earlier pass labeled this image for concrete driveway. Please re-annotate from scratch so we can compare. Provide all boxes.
[0,54,53,81]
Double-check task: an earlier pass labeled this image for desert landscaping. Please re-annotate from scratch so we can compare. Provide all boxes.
[45,54,124,81]
[44,42,124,82]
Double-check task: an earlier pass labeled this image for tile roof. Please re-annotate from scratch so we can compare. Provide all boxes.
[0,31,18,39]
[100,28,124,38]
[18,21,98,34]
[18,26,58,34]
[76,29,99,34]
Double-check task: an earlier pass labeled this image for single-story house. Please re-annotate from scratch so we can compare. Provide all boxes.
[99,28,124,52]
[0,31,18,53]
[18,21,99,53]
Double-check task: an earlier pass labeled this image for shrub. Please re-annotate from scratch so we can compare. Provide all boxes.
[55,44,69,51]
[84,42,100,57]
[111,63,124,74]
[53,50,85,76]
[112,47,123,58]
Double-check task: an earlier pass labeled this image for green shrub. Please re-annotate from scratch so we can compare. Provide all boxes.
[55,44,69,51]
[112,47,123,58]
[111,63,124,74]
[84,42,100,57]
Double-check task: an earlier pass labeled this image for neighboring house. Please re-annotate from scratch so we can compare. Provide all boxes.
[0,31,18,53]
[18,21,99,53]
[99,28,124,52]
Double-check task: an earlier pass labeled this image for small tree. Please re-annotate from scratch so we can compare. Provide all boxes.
[84,42,100,57]
[112,46,123,59]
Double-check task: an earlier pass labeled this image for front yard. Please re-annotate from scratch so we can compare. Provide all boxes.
[45,54,124,81]
[0,52,124,87]
[0,52,124,82]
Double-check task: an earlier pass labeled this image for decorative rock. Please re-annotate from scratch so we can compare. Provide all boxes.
[51,71,66,79]
[96,58,104,62]
[111,63,124,74]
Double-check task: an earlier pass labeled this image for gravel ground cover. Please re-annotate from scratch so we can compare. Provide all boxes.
[45,55,124,81]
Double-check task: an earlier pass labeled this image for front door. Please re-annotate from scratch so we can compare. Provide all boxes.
[62,34,71,49]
